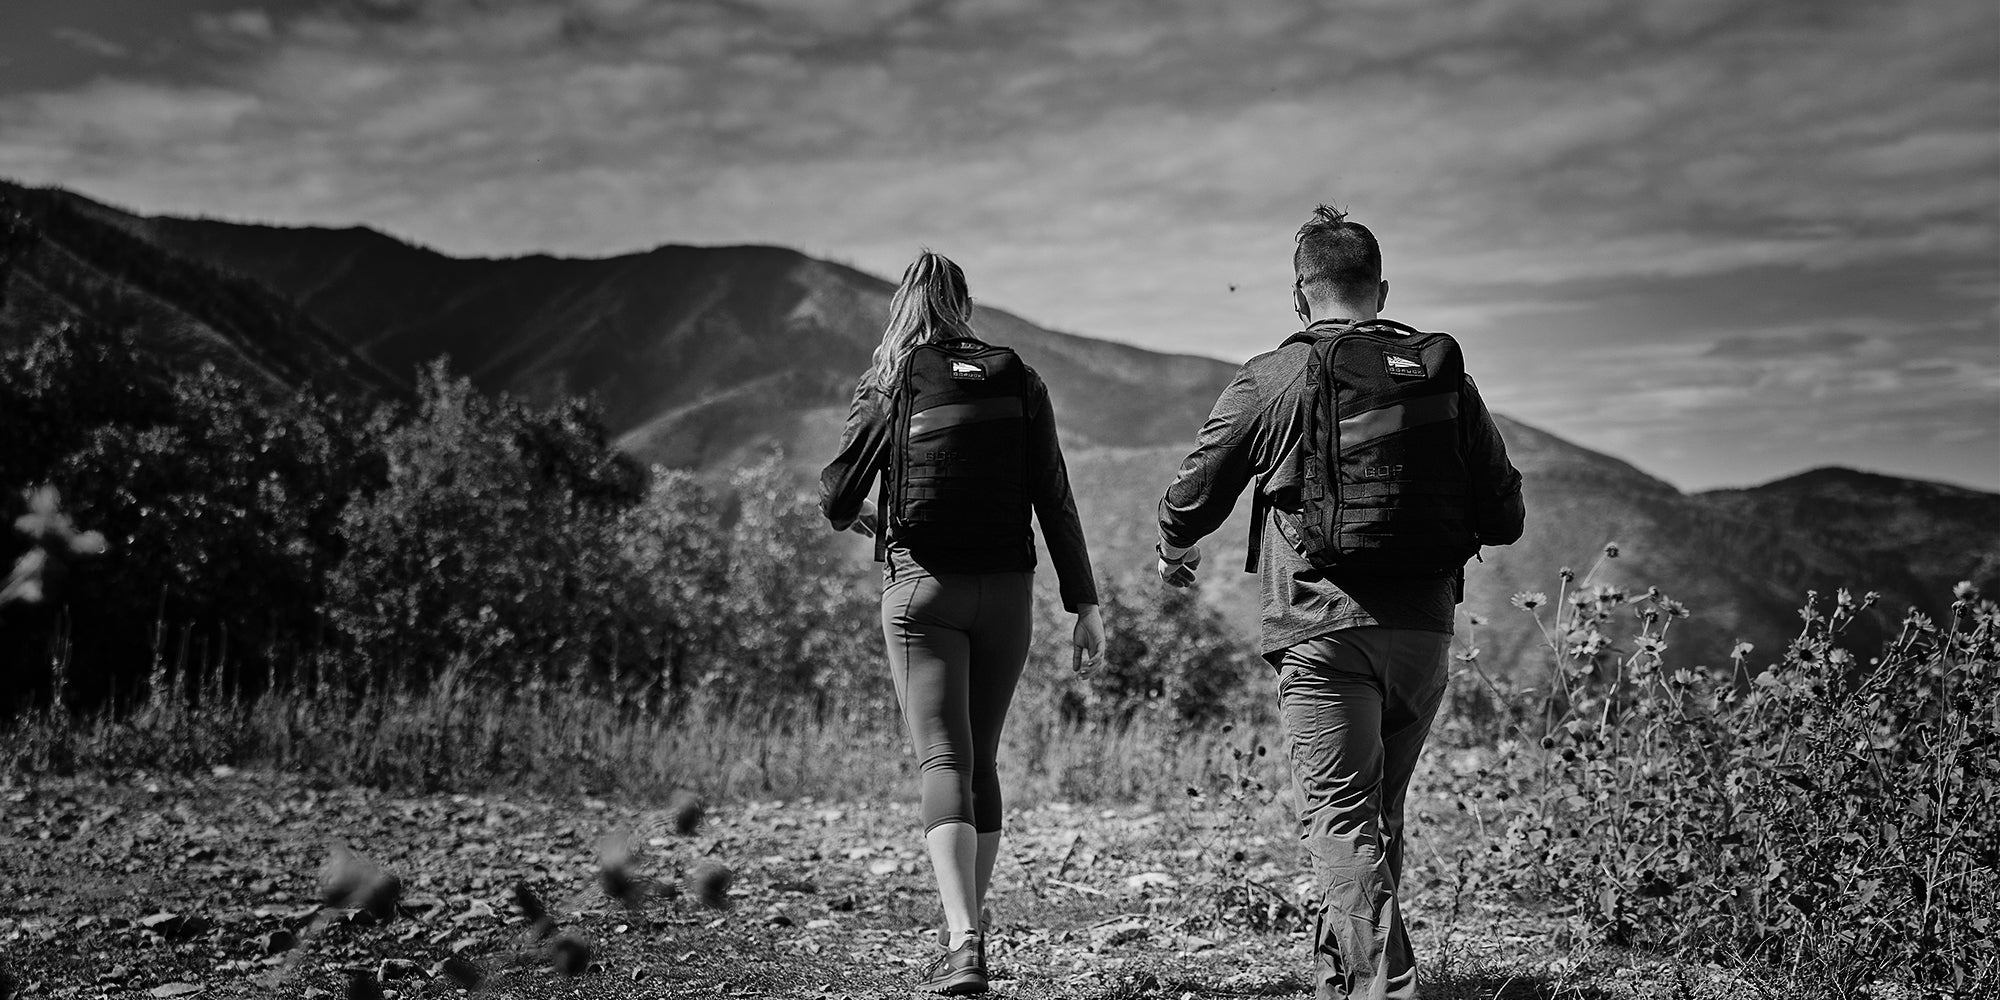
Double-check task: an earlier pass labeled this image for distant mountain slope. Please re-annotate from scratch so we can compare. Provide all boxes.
[0,181,396,399]
[1698,468,2000,600]
[5,179,1993,678]
[68,204,1235,467]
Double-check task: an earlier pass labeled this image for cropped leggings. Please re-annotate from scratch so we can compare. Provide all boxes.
[880,555,1033,834]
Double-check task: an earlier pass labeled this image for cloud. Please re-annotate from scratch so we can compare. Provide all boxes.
[50,27,130,59]
[0,0,1992,489]
[194,9,276,45]
[1704,330,1870,361]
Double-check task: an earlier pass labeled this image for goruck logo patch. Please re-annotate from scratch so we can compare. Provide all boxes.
[950,360,986,381]
[1384,352,1425,379]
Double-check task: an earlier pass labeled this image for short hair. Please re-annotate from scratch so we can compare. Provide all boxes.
[1293,204,1381,303]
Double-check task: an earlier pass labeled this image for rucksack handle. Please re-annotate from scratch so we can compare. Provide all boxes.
[1283,318,1425,349]
[1247,319,1463,575]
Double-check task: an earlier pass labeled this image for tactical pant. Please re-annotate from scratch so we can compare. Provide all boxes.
[1277,626,1451,1000]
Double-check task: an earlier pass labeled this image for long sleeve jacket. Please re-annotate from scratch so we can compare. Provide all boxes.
[1158,319,1525,662]
[820,364,1099,612]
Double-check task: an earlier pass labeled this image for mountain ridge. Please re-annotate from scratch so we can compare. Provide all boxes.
[4,178,1994,676]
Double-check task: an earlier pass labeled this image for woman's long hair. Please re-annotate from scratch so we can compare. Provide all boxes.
[865,249,974,392]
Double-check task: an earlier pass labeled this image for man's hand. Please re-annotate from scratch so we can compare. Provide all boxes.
[1157,542,1201,588]
[1071,604,1103,675]
[844,498,879,538]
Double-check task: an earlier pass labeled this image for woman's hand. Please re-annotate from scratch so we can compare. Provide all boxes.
[1071,603,1104,675]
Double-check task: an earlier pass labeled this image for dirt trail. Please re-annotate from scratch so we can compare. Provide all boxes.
[0,770,1740,999]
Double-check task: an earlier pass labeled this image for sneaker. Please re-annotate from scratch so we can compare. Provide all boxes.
[936,913,993,976]
[918,932,987,995]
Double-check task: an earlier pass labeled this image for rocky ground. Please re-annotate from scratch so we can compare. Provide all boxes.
[0,768,1765,999]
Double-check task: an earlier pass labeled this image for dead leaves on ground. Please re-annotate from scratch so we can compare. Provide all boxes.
[1,775,1385,999]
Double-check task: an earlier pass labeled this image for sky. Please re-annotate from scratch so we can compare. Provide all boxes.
[1,0,1995,492]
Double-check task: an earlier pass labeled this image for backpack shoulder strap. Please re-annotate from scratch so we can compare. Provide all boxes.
[1245,328,1345,571]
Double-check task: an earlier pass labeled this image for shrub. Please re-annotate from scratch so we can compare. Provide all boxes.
[325,361,640,686]
[0,318,376,706]
[1023,572,1253,729]
[1451,550,1998,996]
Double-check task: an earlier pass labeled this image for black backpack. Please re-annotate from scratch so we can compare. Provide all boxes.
[880,338,1031,557]
[1252,319,1478,578]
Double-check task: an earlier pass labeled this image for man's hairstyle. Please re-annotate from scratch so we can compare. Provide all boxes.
[1293,204,1381,304]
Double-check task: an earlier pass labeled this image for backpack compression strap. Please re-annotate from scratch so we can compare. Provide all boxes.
[1244,318,1432,573]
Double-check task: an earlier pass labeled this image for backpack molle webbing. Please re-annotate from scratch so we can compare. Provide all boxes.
[884,339,1031,557]
[1258,319,1478,577]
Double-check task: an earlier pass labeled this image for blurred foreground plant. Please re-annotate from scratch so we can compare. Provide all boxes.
[1,484,108,606]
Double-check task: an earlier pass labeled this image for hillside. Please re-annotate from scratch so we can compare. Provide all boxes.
[3,179,1993,677]
[21,185,1236,467]
[0,181,396,400]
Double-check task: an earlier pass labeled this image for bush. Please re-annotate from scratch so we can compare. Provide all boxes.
[1023,573,1253,729]
[1450,550,1998,996]
[0,318,376,706]
[325,361,640,686]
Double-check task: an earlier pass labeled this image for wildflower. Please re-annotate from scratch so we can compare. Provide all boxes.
[1954,580,1978,601]
[1633,636,1666,656]
[1566,630,1607,658]
[1467,613,1487,626]
[1511,591,1547,610]
[1828,648,1852,665]
[1657,597,1690,619]
[1730,641,1754,659]
[1836,588,1855,609]
[1559,566,1575,582]
[1603,542,1620,558]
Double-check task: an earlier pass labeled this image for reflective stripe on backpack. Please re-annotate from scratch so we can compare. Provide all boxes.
[887,339,1032,554]
[1254,320,1478,577]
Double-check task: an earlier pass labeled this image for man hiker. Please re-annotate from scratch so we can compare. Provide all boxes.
[1155,204,1525,1000]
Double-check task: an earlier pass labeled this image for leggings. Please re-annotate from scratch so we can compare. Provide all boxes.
[880,554,1033,834]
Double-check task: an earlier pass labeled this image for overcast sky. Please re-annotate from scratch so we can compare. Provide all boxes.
[2,0,1995,491]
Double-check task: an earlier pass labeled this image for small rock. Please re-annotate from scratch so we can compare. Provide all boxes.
[1124,871,1178,890]
[376,958,420,982]
[1091,920,1149,948]
[249,929,298,955]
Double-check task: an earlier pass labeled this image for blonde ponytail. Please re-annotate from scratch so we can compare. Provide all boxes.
[866,249,974,392]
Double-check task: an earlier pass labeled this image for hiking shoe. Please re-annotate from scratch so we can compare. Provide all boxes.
[919,933,987,995]
[937,913,993,976]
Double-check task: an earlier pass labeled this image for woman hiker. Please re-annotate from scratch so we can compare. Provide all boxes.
[820,249,1104,995]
